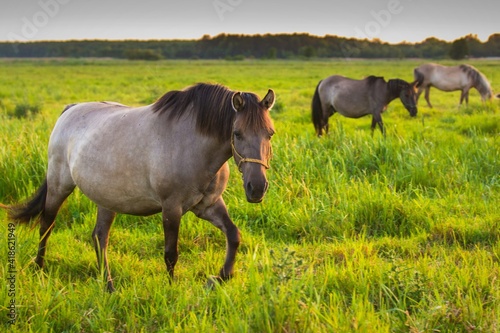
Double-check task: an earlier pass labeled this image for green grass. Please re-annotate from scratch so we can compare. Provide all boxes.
[0,58,499,332]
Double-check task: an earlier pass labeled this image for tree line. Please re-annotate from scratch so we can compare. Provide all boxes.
[0,33,498,60]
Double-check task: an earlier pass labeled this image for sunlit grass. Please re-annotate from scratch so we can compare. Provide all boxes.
[0,58,499,332]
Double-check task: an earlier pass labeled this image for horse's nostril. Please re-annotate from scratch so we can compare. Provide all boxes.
[246,181,253,194]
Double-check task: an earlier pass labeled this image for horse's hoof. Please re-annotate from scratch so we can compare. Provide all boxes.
[205,275,223,289]
[106,281,116,293]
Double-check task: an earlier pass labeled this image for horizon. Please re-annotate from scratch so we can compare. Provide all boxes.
[1,0,498,45]
[1,32,496,45]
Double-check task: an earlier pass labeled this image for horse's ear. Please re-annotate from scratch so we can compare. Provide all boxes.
[231,92,245,112]
[262,89,275,110]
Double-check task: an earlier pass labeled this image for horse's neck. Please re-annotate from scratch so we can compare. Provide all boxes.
[192,139,233,174]
[211,142,233,172]
[155,116,233,175]
[386,80,402,102]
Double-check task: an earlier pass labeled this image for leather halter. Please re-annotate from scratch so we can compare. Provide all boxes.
[231,135,271,172]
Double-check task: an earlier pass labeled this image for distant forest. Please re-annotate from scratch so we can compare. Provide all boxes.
[1,33,499,60]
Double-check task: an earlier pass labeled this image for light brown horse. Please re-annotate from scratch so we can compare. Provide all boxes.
[2,83,275,292]
[312,75,421,137]
[413,63,493,107]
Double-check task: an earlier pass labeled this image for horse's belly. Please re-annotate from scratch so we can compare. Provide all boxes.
[330,90,370,119]
[334,103,369,118]
[99,196,161,216]
[77,182,163,216]
[430,73,463,91]
[433,83,461,92]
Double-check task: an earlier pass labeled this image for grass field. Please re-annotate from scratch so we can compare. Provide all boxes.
[0,58,499,332]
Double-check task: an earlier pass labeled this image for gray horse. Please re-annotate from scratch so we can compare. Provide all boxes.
[2,83,275,292]
[312,75,421,137]
[414,63,493,107]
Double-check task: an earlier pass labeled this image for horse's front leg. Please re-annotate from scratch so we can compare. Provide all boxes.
[161,207,182,281]
[371,113,385,137]
[460,89,469,105]
[92,207,116,292]
[193,197,240,284]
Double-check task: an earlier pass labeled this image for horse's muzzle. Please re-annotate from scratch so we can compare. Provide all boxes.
[245,179,269,203]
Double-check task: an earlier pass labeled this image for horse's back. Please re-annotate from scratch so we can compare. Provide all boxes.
[50,102,157,168]
[415,63,469,91]
[48,102,167,214]
[320,75,381,118]
[320,75,361,97]
[53,102,137,137]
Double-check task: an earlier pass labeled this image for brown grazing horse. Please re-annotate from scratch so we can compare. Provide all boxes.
[312,75,421,137]
[2,83,275,292]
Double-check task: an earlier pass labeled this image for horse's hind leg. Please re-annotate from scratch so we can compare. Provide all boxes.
[92,206,116,292]
[36,182,75,268]
[424,87,433,108]
[194,198,240,284]
[324,105,335,135]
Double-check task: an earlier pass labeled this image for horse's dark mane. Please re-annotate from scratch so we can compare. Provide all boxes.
[365,76,409,100]
[459,64,492,97]
[152,83,271,142]
[387,78,409,90]
[387,78,411,100]
[460,64,479,80]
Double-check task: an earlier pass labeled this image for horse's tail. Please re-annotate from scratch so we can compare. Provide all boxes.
[312,80,324,137]
[2,178,47,225]
[62,103,77,114]
[413,68,425,87]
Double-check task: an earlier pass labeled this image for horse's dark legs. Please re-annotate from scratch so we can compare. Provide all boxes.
[36,185,74,268]
[194,198,240,284]
[424,87,433,108]
[162,208,182,280]
[92,207,116,292]
[371,113,385,137]
[324,106,335,135]
[318,112,330,137]
[460,89,469,105]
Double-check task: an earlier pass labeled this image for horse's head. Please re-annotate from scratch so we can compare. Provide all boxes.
[231,90,275,203]
[477,85,493,101]
[398,79,420,117]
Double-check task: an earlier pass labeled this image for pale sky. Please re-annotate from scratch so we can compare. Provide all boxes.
[1,0,498,44]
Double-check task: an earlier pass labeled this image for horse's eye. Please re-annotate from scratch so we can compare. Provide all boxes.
[234,131,242,140]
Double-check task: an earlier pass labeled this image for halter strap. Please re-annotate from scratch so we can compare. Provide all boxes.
[231,136,271,172]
